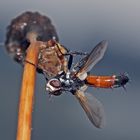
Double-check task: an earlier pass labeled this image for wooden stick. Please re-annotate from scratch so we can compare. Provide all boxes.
[16,39,42,140]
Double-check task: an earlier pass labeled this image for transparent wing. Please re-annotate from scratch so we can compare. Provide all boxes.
[74,90,105,128]
[77,40,108,79]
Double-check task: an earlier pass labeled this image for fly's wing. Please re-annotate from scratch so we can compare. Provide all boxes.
[76,40,108,80]
[74,90,105,128]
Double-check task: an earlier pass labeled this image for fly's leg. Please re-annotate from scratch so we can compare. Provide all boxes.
[72,54,89,72]
[65,51,88,70]
[68,51,88,56]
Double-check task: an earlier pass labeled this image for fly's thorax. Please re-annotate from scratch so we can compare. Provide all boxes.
[58,71,86,93]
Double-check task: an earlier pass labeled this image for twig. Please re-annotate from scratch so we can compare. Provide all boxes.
[16,33,42,140]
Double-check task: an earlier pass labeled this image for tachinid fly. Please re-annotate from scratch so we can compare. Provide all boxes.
[45,40,129,128]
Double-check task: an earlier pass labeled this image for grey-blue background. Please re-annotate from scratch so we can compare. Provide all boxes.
[0,0,140,140]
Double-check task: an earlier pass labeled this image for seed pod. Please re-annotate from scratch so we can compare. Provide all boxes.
[5,11,59,63]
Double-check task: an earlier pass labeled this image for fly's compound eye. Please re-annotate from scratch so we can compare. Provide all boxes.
[46,79,62,95]
[49,79,61,88]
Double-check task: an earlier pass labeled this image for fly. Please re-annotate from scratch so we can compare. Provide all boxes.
[45,40,129,128]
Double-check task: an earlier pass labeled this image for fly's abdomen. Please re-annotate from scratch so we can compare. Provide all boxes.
[86,75,115,88]
[86,74,129,88]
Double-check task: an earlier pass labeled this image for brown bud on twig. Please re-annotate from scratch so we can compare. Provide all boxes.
[5,11,59,63]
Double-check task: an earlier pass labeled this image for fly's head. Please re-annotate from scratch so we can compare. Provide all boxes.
[45,70,85,96]
[46,78,62,96]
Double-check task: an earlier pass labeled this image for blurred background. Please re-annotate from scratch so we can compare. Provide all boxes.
[0,0,140,140]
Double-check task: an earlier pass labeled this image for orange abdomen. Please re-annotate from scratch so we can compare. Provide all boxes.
[86,75,116,88]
